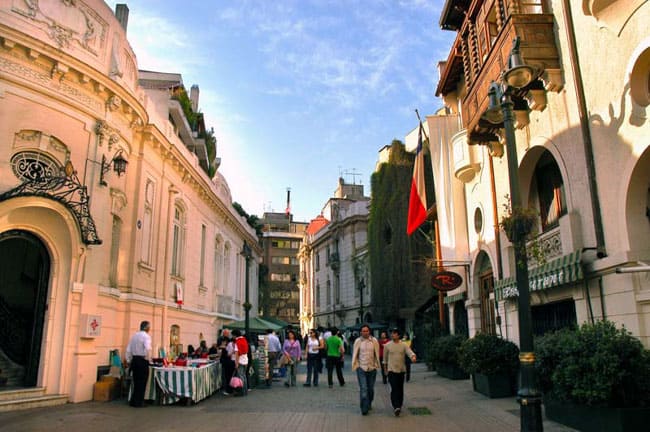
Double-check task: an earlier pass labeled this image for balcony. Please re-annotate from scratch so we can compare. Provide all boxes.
[437,1,562,144]
[451,129,481,183]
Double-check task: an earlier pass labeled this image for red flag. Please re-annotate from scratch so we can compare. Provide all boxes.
[407,125,427,235]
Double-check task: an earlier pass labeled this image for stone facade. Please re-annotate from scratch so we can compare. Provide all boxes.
[432,1,650,346]
[299,178,370,335]
[0,1,260,402]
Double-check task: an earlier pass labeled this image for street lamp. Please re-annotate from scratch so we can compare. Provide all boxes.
[241,241,253,341]
[484,37,543,432]
[358,278,365,322]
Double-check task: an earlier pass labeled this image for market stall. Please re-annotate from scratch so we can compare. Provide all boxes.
[142,360,220,405]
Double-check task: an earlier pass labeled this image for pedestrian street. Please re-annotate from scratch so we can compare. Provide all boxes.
[0,361,575,432]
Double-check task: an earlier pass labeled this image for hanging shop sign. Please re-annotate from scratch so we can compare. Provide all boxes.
[431,271,463,292]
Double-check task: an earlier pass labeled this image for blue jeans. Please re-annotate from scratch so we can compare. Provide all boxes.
[356,368,377,414]
[237,364,248,396]
[305,353,320,385]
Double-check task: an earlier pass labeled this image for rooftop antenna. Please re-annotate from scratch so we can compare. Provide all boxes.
[342,168,362,185]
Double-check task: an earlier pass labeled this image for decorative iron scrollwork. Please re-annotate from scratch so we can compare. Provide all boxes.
[0,160,102,245]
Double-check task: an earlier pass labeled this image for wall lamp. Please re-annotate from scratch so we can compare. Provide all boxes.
[99,149,128,186]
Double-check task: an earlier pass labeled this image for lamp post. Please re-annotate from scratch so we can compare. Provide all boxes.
[241,241,252,340]
[358,278,365,322]
[484,37,543,432]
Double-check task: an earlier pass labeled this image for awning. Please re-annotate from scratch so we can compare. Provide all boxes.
[495,250,583,301]
[444,291,467,304]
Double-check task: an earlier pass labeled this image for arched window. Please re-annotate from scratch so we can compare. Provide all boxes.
[171,203,185,277]
[214,236,223,294]
[223,243,231,296]
[140,180,155,265]
[530,151,567,232]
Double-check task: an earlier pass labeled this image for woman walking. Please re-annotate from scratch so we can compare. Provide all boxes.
[283,330,301,387]
[303,329,324,387]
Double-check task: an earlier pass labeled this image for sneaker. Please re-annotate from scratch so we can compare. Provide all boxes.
[394,408,401,417]
[222,391,231,396]
[303,383,311,387]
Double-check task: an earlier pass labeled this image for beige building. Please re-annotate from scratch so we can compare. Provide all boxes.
[429,1,650,346]
[0,0,260,405]
[298,178,370,335]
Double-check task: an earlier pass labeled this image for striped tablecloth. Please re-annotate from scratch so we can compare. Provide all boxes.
[143,362,221,405]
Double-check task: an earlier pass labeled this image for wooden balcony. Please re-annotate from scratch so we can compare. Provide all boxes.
[462,13,562,141]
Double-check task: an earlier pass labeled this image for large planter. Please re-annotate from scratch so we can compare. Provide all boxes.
[471,372,516,398]
[545,398,650,432]
[436,362,469,380]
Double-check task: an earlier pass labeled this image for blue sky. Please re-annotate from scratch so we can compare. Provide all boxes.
[107,0,455,221]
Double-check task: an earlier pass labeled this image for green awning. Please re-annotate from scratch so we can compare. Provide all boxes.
[495,250,583,301]
[444,291,467,304]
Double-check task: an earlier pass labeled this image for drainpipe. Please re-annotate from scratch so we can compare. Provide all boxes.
[561,0,607,258]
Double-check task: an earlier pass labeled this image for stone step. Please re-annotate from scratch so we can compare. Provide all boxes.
[0,394,68,412]
[0,387,45,402]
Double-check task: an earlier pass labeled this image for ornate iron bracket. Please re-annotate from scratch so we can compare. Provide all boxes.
[0,163,102,245]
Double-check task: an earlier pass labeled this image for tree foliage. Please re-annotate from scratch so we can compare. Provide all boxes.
[232,202,263,237]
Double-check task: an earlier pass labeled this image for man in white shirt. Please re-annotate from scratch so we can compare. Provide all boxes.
[351,324,380,415]
[125,320,152,407]
[265,329,282,387]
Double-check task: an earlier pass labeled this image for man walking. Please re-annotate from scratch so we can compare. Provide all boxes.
[325,327,345,388]
[265,329,281,387]
[383,328,416,416]
[125,320,152,408]
[351,324,380,415]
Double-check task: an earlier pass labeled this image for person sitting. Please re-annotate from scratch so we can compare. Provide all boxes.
[187,344,195,358]
[195,340,209,358]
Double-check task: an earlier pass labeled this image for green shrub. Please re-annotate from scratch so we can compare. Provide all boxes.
[458,333,519,376]
[534,320,650,407]
[429,334,466,367]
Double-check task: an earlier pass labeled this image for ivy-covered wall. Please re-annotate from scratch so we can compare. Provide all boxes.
[368,139,435,325]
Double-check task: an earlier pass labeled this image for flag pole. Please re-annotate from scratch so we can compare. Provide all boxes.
[415,109,445,330]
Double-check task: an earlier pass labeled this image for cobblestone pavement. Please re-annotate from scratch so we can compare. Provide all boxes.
[0,360,576,432]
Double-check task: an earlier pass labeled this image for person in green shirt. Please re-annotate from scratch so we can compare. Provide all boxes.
[325,327,345,388]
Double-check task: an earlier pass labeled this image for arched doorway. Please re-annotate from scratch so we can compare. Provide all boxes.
[0,230,50,387]
[476,251,496,335]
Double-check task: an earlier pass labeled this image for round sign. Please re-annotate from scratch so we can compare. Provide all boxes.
[431,271,463,292]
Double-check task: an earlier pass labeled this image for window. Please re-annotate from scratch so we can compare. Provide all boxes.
[531,152,567,231]
[214,237,223,293]
[170,205,185,276]
[109,215,122,287]
[316,282,321,307]
[272,256,291,265]
[315,252,320,270]
[10,151,60,183]
[270,273,291,282]
[200,224,206,286]
[272,240,292,248]
[224,243,231,294]
[291,241,300,249]
[140,180,155,264]
[326,278,331,305]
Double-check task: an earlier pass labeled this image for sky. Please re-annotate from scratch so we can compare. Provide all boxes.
[106,0,456,222]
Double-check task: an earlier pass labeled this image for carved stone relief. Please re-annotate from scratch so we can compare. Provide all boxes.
[11,0,108,55]
[13,129,70,163]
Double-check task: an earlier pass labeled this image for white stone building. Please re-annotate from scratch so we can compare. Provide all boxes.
[298,178,370,335]
[0,0,260,405]
[428,0,650,346]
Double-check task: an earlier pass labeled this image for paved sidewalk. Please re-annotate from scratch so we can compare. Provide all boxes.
[0,361,576,432]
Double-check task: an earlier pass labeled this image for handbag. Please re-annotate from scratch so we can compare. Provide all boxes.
[229,374,243,388]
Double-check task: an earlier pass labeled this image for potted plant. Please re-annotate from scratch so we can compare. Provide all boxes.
[429,334,468,380]
[458,333,519,398]
[535,321,650,432]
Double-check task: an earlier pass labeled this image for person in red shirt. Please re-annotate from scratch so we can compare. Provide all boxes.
[378,331,390,384]
[232,329,249,396]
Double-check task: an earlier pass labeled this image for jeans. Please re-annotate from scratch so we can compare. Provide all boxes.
[388,371,405,409]
[285,356,297,386]
[356,368,377,414]
[305,353,320,385]
[326,356,345,386]
[237,364,248,396]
